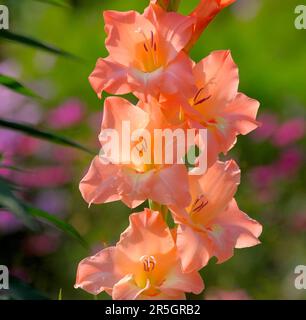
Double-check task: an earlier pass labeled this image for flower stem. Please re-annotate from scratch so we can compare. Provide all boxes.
[148,199,162,211]
[148,200,169,221]
[157,0,181,12]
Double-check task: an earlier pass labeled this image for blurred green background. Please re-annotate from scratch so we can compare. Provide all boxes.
[0,0,305,300]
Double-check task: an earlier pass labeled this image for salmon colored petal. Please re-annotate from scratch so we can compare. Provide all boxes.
[224,93,261,135]
[215,199,262,249]
[127,52,195,102]
[89,58,130,98]
[101,97,150,136]
[139,291,186,300]
[190,160,240,225]
[159,263,204,295]
[144,4,195,59]
[149,164,191,208]
[104,10,155,66]
[193,50,239,117]
[176,224,212,272]
[161,51,196,98]
[186,0,236,51]
[118,209,176,260]
[79,156,123,206]
[74,247,121,295]
[112,275,150,300]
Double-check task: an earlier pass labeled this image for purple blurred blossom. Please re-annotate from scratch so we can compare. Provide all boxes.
[275,148,303,178]
[34,189,70,218]
[272,118,305,147]
[251,112,278,142]
[0,210,23,235]
[291,212,306,232]
[12,166,71,188]
[205,289,251,300]
[249,165,277,189]
[23,233,60,257]
[52,146,78,164]
[10,266,32,283]
[47,99,85,129]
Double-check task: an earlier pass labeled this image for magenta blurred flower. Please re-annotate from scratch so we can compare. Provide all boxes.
[249,164,276,188]
[0,210,23,235]
[275,148,303,178]
[251,112,278,142]
[34,189,70,218]
[11,266,32,283]
[291,212,306,232]
[272,118,305,147]
[47,99,85,129]
[205,289,251,300]
[52,146,77,164]
[16,136,41,157]
[13,166,71,188]
[23,233,60,257]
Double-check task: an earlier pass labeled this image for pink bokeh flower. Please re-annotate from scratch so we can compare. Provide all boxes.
[272,118,305,147]
[47,99,85,129]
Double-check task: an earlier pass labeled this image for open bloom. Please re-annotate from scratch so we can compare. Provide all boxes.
[80,96,191,209]
[75,209,204,300]
[170,160,262,273]
[161,50,260,167]
[89,3,196,101]
[185,0,236,51]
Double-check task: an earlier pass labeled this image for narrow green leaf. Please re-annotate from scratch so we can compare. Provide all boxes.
[33,0,71,8]
[6,277,49,300]
[58,288,63,300]
[0,30,79,60]
[0,164,26,172]
[0,118,95,155]
[0,74,39,98]
[27,205,89,249]
[0,177,38,230]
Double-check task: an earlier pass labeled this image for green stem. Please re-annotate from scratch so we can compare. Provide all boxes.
[148,200,169,221]
[169,0,181,12]
[157,0,181,12]
[148,199,162,212]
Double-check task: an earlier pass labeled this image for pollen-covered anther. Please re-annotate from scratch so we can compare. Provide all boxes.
[191,194,208,214]
[140,255,156,272]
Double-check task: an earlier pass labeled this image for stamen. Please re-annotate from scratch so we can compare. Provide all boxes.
[193,87,205,103]
[140,255,156,272]
[143,43,149,52]
[150,31,154,47]
[191,195,208,214]
[194,95,212,106]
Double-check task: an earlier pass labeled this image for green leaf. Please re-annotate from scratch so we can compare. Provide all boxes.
[0,177,88,248]
[0,118,95,155]
[27,205,89,249]
[0,74,39,98]
[0,30,79,60]
[157,0,181,11]
[33,0,71,8]
[58,288,63,300]
[0,164,26,172]
[4,277,49,300]
[0,177,38,231]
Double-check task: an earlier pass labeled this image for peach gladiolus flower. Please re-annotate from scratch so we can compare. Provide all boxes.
[75,209,204,300]
[185,0,236,51]
[170,160,262,273]
[90,4,196,101]
[162,50,260,167]
[79,96,191,209]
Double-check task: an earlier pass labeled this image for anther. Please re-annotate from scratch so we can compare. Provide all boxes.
[140,255,156,272]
